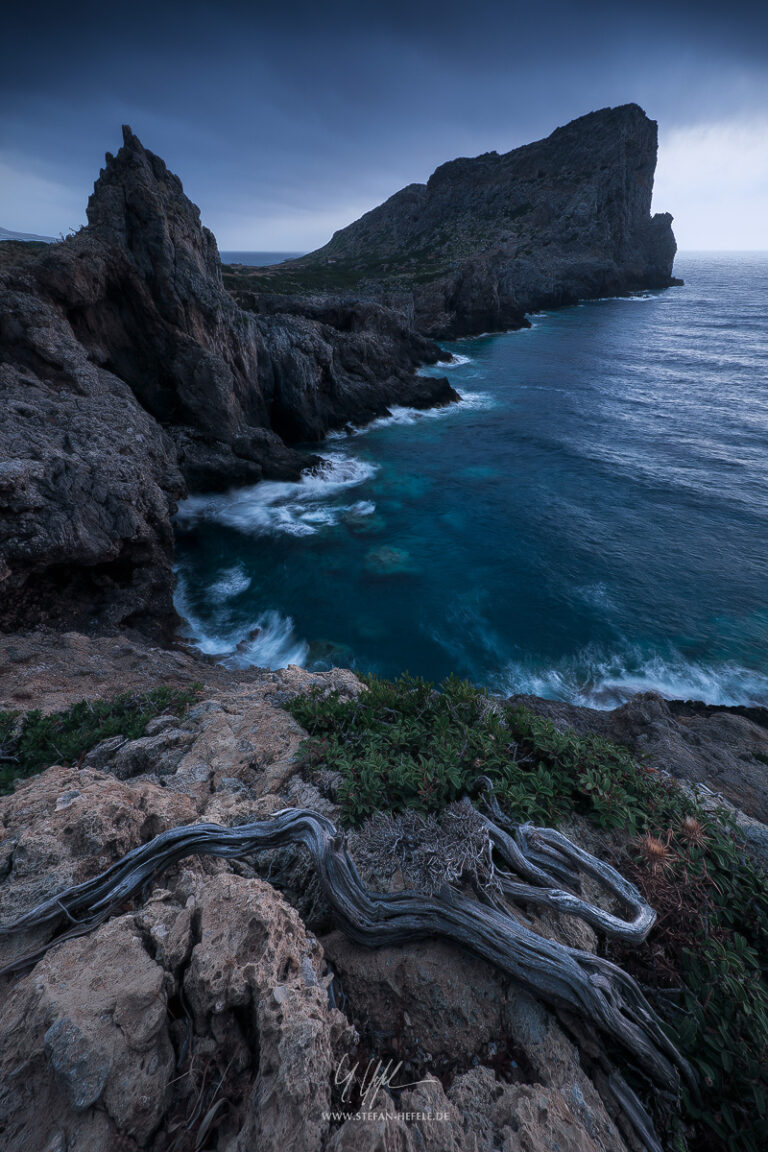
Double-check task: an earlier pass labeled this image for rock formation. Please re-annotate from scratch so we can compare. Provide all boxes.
[241,104,678,337]
[0,128,456,635]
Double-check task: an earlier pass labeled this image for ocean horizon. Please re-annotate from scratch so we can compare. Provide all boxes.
[219,250,304,266]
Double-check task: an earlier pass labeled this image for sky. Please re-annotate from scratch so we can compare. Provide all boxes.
[2,0,767,251]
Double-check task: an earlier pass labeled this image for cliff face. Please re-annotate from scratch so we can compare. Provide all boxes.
[0,128,455,636]
[245,104,678,338]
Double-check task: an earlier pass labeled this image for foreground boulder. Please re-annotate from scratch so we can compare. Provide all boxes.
[0,875,353,1152]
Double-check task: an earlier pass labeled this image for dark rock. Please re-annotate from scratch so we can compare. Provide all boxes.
[247,104,678,338]
[43,1017,111,1111]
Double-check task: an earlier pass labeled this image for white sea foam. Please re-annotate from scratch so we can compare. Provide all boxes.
[328,390,496,438]
[496,647,768,710]
[222,610,310,669]
[208,565,251,602]
[418,353,472,374]
[595,294,656,303]
[175,453,376,537]
[174,575,309,669]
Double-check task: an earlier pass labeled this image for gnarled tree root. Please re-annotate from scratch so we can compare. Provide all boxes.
[0,806,694,1151]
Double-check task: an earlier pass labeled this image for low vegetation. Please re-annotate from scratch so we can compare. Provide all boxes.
[288,673,768,1152]
[0,686,200,794]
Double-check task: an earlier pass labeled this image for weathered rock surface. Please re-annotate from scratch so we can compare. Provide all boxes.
[0,639,639,1152]
[0,871,354,1152]
[0,915,176,1150]
[0,128,455,635]
[0,764,196,934]
[243,104,678,338]
[326,1052,629,1152]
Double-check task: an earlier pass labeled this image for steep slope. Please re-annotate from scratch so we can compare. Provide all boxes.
[0,129,455,636]
[242,104,678,337]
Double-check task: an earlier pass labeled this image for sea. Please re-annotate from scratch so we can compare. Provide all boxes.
[219,251,302,265]
[174,252,768,708]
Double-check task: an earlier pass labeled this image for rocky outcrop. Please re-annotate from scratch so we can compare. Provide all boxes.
[243,104,678,338]
[0,644,642,1152]
[0,870,354,1152]
[0,129,455,635]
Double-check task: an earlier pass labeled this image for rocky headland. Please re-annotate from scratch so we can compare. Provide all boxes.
[0,127,456,638]
[229,104,679,338]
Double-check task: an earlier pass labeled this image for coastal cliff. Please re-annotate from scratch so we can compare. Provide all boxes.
[0,129,455,636]
[236,104,678,337]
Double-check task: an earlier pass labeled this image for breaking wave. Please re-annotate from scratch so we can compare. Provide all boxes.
[326,390,496,439]
[495,647,768,710]
[175,454,376,537]
[174,574,309,669]
[208,565,252,602]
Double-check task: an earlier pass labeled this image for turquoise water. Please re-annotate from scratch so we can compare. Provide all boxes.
[175,253,768,707]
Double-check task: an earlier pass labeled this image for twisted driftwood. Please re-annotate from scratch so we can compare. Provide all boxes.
[0,805,693,1150]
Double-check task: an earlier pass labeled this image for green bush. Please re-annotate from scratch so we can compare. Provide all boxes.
[0,685,201,794]
[287,672,685,831]
[287,673,768,1152]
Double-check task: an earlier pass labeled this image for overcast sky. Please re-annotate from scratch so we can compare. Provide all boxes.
[2,0,767,250]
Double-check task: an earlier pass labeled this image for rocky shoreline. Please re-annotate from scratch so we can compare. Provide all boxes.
[0,105,678,643]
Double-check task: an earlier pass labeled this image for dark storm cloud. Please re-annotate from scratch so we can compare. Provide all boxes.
[2,0,767,245]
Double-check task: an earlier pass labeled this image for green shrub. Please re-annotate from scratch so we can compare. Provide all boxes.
[287,672,685,832]
[0,685,201,794]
